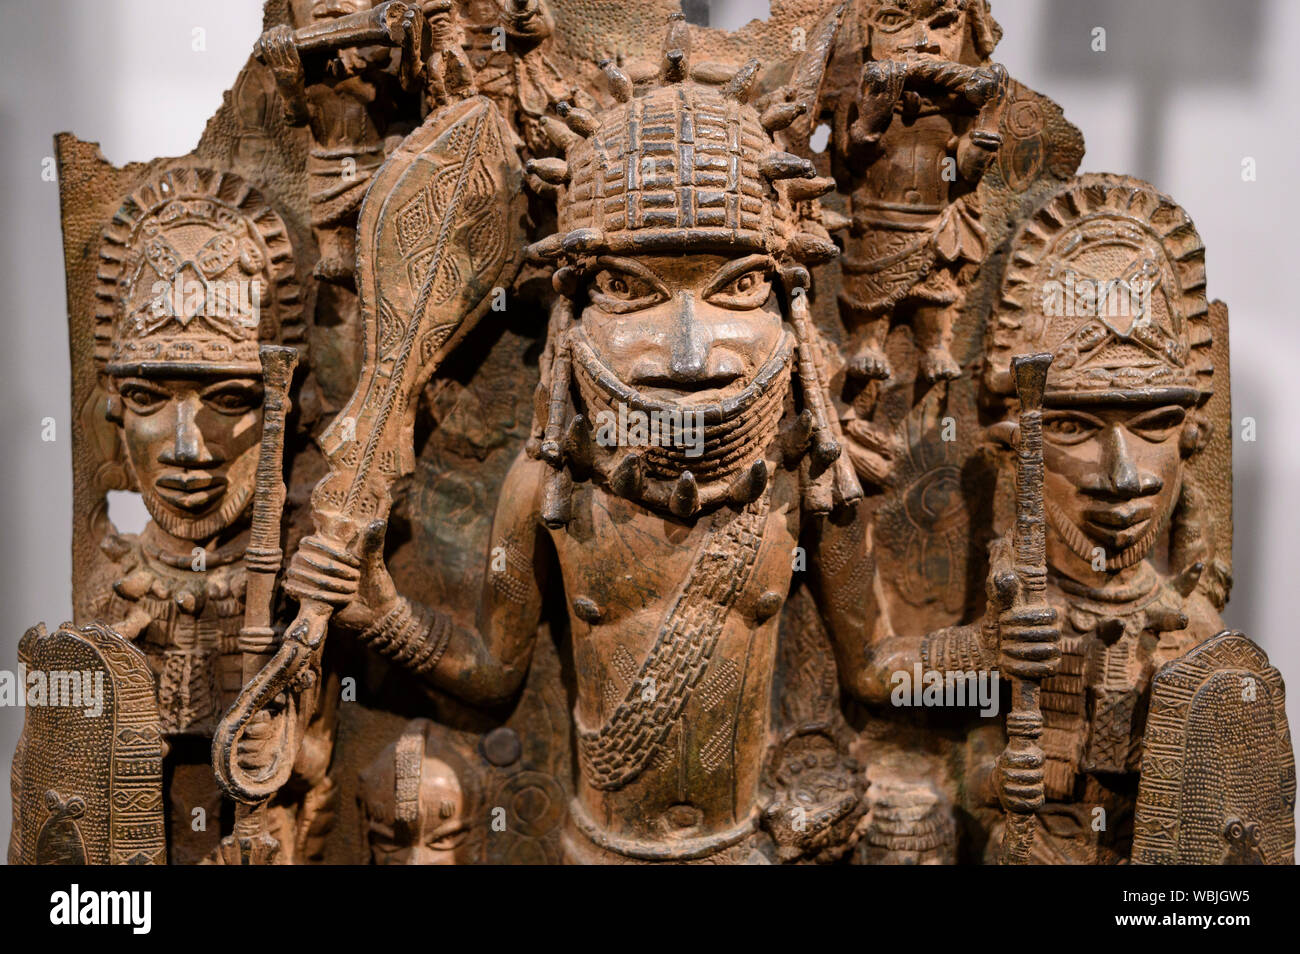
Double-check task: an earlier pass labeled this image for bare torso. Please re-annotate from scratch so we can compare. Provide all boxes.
[549,468,801,858]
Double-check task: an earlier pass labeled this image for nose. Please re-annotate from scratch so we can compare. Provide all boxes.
[667,292,709,384]
[910,23,934,52]
[1099,425,1159,498]
[158,395,217,467]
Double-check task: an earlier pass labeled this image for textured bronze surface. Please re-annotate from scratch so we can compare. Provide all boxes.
[10,0,1291,866]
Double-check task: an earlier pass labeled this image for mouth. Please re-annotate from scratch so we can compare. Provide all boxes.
[154,473,227,512]
[630,371,744,403]
[1081,502,1155,548]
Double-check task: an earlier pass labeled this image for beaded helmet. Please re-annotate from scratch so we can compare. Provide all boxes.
[95,166,303,378]
[526,13,840,273]
[985,175,1213,408]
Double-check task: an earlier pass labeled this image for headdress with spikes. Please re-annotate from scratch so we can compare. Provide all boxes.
[985,175,1216,576]
[522,14,860,524]
[526,14,839,269]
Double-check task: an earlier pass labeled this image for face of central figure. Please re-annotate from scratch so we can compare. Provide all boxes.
[866,0,970,63]
[578,253,785,405]
[114,372,265,543]
[1041,400,1191,571]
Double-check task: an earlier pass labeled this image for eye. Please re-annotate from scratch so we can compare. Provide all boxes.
[706,269,772,310]
[930,11,958,28]
[595,271,648,300]
[202,384,262,416]
[875,10,910,31]
[589,269,665,313]
[119,383,168,415]
[426,826,467,851]
[1042,413,1100,446]
[1127,406,1186,442]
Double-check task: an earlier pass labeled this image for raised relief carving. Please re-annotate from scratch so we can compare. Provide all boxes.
[12,0,1290,869]
[10,622,165,865]
[827,0,1007,385]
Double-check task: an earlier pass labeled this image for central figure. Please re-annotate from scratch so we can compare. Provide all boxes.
[286,15,874,863]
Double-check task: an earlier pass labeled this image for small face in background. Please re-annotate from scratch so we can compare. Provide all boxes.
[865,0,970,63]
[1040,400,1192,570]
[360,745,470,865]
[112,373,264,542]
[578,253,785,405]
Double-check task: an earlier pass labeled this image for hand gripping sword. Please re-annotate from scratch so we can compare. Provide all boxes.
[997,352,1053,865]
[213,93,525,806]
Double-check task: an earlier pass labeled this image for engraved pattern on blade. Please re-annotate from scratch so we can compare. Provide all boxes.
[313,97,515,525]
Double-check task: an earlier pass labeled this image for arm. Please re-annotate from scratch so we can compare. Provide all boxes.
[811,508,1058,706]
[955,125,1001,183]
[955,64,1007,183]
[422,451,549,704]
[841,60,905,164]
[808,504,911,705]
[257,26,311,127]
[287,450,549,707]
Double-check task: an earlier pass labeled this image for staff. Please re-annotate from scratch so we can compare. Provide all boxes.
[997,352,1053,864]
[217,344,298,864]
[254,1,418,57]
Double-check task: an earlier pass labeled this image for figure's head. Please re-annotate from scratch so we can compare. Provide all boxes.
[1039,397,1197,572]
[858,0,1000,65]
[110,372,266,542]
[577,252,786,407]
[986,176,1212,575]
[96,167,302,542]
[462,0,500,22]
[420,0,455,22]
[526,15,857,517]
[359,719,476,865]
[550,66,815,410]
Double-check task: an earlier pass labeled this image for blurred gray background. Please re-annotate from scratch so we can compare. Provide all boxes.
[1,0,1296,855]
